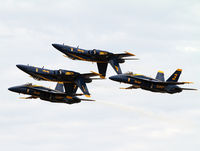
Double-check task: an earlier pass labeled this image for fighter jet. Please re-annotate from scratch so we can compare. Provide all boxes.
[109,69,197,94]
[8,83,94,104]
[52,44,137,78]
[16,64,100,97]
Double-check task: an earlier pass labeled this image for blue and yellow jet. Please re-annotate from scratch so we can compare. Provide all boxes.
[109,69,197,94]
[16,64,100,97]
[52,44,137,78]
[8,83,94,104]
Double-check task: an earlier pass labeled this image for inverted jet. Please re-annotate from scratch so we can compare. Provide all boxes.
[52,44,137,78]
[16,64,100,97]
[109,69,197,94]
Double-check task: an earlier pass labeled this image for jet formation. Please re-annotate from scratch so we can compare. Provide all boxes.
[9,43,197,104]
[16,64,100,97]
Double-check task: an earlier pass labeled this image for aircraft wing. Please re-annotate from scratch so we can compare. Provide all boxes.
[19,96,39,99]
[30,87,66,95]
[181,88,197,90]
[159,82,194,85]
[114,51,136,58]
[120,85,140,89]
[81,71,101,78]
[80,98,95,101]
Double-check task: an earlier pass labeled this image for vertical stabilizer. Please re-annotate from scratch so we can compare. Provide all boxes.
[55,82,64,92]
[156,71,165,81]
[75,78,90,97]
[109,58,122,74]
[97,63,108,78]
[166,69,182,82]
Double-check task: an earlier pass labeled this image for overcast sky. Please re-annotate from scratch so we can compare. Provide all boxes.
[1,0,200,151]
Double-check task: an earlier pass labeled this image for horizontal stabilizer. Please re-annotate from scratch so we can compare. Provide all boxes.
[81,99,95,101]
[19,96,38,99]
[164,81,193,85]
[115,51,136,58]
[181,88,198,91]
[123,58,139,60]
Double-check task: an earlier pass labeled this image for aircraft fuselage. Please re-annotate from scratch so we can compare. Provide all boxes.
[8,84,81,104]
[109,74,182,94]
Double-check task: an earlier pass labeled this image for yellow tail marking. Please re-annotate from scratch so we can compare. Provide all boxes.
[85,95,91,98]
[115,66,119,72]
[172,74,178,80]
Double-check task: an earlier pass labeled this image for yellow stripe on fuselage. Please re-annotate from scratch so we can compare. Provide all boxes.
[69,53,106,63]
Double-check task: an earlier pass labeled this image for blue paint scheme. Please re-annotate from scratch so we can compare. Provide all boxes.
[52,44,137,77]
[8,83,94,104]
[109,70,195,94]
[16,64,99,96]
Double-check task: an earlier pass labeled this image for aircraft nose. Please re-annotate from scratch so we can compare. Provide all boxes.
[109,75,121,81]
[52,43,63,50]
[8,86,19,93]
[16,64,27,72]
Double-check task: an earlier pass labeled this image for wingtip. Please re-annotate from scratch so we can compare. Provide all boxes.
[177,69,182,71]
[184,82,194,84]
[120,87,127,89]
[124,51,136,56]
[85,95,91,98]
[90,71,105,79]
[100,75,106,79]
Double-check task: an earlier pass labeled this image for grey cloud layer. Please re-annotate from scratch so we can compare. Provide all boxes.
[1,0,200,151]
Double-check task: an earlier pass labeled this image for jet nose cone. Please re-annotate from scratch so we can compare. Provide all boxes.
[8,86,18,92]
[16,64,27,72]
[52,43,62,50]
[109,75,121,81]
